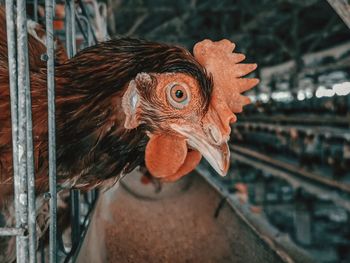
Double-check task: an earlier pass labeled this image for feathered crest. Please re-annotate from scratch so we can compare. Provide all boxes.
[193,39,259,116]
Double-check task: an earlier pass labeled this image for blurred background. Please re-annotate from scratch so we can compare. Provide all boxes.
[102,1,350,262]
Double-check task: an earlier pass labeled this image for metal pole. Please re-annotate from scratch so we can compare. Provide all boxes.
[76,15,94,48]
[26,20,37,263]
[18,0,37,260]
[70,0,77,55]
[76,15,91,47]
[5,0,19,225]
[33,0,39,22]
[77,0,98,43]
[45,0,58,262]
[65,0,76,58]
[16,0,31,261]
[65,0,81,250]
[71,191,81,248]
[65,1,72,57]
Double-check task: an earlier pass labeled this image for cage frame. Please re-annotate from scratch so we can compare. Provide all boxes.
[0,0,102,262]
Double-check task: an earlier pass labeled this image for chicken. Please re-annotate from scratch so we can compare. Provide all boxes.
[1,9,258,198]
[0,4,258,259]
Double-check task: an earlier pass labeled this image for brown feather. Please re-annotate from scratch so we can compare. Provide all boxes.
[0,7,213,204]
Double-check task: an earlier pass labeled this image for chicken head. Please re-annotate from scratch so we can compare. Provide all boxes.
[122,39,259,181]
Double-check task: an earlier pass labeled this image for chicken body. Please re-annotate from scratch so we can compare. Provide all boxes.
[0,7,214,204]
[0,6,214,261]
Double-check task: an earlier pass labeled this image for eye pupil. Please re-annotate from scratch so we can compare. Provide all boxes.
[175,90,184,98]
[167,83,190,109]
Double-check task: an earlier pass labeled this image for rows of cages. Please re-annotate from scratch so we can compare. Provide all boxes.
[0,0,108,262]
[207,159,350,263]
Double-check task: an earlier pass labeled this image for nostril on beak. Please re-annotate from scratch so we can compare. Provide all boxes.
[207,125,222,145]
[229,114,237,124]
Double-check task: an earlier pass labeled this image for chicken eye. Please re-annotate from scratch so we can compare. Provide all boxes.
[166,83,191,109]
[171,86,187,102]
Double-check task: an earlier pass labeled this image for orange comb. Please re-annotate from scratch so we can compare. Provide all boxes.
[193,39,259,116]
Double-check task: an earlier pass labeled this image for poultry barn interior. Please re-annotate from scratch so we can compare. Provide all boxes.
[0,0,350,263]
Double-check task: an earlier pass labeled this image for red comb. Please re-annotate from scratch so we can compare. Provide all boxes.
[193,39,259,114]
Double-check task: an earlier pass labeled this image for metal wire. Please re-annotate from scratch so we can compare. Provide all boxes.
[76,15,93,47]
[16,0,32,261]
[22,2,39,262]
[65,0,77,58]
[4,1,19,243]
[33,0,39,22]
[77,0,98,43]
[18,0,38,259]
[44,0,58,262]
[26,20,37,263]
[64,0,82,254]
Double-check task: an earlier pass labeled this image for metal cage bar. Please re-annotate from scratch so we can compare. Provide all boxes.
[64,0,82,253]
[45,0,58,262]
[76,15,93,47]
[4,2,20,254]
[33,0,39,22]
[0,0,103,262]
[16,0,33,261]
[77,0,98,44]
[0,227,26,236]
[65,0,77,58]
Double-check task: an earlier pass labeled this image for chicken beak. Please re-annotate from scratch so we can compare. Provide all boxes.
[170,123,230,176]
[189,136,230,176]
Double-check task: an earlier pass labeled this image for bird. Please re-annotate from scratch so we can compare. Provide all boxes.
[0,5,258,261]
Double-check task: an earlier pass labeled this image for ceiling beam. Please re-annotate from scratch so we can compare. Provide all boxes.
[327,0,350,29]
